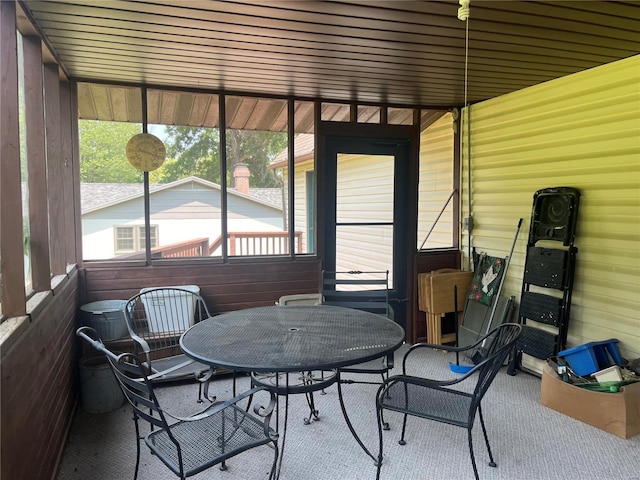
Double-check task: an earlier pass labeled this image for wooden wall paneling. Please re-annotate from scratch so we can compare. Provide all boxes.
[80,259,322,314]
[23,35,52,292]
[69,83,83,265]
[0,271,79,480]
[0,0,27,315]
[43,62,65,275]
[59,81,77,265]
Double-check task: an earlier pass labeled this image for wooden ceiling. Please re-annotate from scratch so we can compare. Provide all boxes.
[18,0,640,127]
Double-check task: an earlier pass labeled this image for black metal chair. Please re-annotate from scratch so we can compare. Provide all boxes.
[123,286,214,402]
[375,323,522,480]
[321,270,396,458]
[321,270,394,384]
[77,327,279,480]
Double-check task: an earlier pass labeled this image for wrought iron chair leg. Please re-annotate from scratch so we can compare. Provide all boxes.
[398,413,408,445]
[268,435,279,480]
[379,372,390,429]
[478,404,497,467]
[337,374,376,462]
[376,401,385,479]
[467,427,480,480]
[134,419,141,480]
[274,391,290,480]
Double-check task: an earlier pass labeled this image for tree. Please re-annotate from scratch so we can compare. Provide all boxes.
[226,129,286,188]
[78,120,288,187]
[79,120,143,183]
[158,126,286,187]
[154,126,221,183]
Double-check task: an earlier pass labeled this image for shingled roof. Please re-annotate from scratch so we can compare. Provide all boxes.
[80,177,282,214]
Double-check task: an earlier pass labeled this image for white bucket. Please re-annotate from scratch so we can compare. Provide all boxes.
[79,356,124,413]
[140,285,200,333]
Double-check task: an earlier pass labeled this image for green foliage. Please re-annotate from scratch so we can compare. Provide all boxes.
[156,126,222,183]
[160,126,286,187]
[226,129,286,188]
[79,120,144,183]
[78,121,287,188]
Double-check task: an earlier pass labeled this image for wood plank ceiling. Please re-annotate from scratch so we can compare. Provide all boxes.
[18,0,640,130]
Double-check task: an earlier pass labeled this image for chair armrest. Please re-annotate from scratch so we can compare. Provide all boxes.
[402,330,503,373]
[128,331,152,355]
[163,386,277,422]
[401,342,453,372]
[146,358,197,380]
[380,373,472,393]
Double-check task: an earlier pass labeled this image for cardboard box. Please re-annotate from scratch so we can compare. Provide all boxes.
[540,361,640,439]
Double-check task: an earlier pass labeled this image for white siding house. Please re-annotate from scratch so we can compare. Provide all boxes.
[81,176,283,259]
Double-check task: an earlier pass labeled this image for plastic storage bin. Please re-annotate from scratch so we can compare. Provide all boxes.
[559,339,622,377]
[79,300,128,341]
[140,285,200,333]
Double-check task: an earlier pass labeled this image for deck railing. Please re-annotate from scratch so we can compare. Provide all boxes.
[225,231,303,256]
[117,232,303,259]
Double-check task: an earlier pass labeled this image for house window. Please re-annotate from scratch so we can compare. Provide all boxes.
[114,225,158,254]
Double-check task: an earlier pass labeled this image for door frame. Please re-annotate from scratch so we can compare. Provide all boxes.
[316,121,419,333]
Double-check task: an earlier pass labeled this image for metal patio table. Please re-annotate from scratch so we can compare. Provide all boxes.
[180,304,405,474]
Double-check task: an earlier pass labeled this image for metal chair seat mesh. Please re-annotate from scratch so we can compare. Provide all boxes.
[147,404,273,476]
[380,379,472,427]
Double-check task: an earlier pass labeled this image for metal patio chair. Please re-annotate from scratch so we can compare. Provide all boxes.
[77,327,279,480]
[375,323,522,480]
[321,270,395,384]
[124,286,214,402]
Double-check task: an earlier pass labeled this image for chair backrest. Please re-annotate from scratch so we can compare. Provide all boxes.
[76,326,181,460]
[124,286,211,363]
[321,270,391,318]
[106,352,174,433]
[277,293,323,306]
[469,323,522,403]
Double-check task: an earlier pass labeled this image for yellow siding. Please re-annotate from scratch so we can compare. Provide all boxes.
[461,55,640,370]
[418,112,455,248]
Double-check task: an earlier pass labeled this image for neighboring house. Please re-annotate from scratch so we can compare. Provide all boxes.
[270,133,316,254]
[81,174,284,260]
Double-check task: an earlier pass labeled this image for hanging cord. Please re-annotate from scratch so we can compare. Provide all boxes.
[458,0,472,270]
